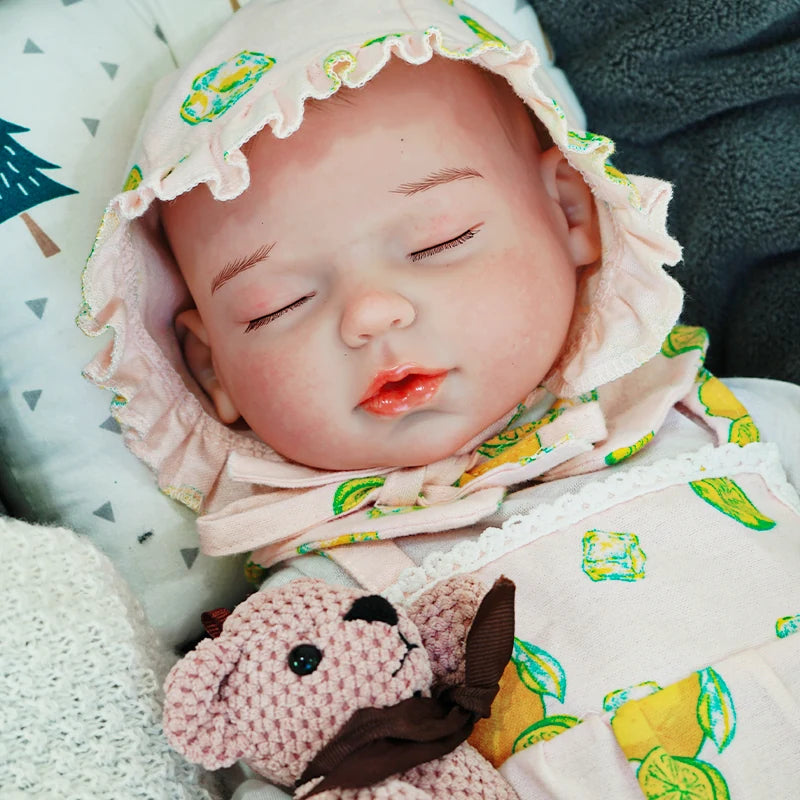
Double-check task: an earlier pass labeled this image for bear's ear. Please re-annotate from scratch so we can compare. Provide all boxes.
[162,637,247,769]
[409,574,487,683]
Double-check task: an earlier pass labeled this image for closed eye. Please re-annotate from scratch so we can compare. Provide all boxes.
[244,293,316,333]
[408,227,480,262]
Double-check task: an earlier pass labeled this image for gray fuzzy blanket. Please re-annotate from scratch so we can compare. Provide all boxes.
[530,0,800,382]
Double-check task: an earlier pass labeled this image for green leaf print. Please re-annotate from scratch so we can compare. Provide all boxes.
[459,14,506,46]
[776,614,800,638]
[604,431,654,465]
[512,637,566,702]
[689,477,776,530]
[696,667,736,753]
[603,681,661,713]
[332,476,385,515]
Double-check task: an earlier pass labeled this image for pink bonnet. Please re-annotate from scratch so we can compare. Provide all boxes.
[78,0,682,520]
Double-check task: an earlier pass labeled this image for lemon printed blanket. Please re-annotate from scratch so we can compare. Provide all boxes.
[253,327,800,800]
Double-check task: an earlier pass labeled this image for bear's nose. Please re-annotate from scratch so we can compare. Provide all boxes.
[344,594,398,626]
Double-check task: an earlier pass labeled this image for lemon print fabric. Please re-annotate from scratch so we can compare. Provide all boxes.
[459,15,506,46]
[603,162,642,209]
[697,369,760,446]
[332,476,385,515]
[638,747,730,800]
[610,668,735,800]
[469,637,569,767]
[181,51,276,125]
[689,477,775,531]
[582,529,647,582]
[477,407,563,459]
[512,714,580,752]
[297,530,379,555]
[661,325,709,360]
[776,614,800,638]
[605,431,654,465]
[121,165,142,192]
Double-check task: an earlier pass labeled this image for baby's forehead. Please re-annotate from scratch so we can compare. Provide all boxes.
[248,56,531,158]
[162,56,536,276]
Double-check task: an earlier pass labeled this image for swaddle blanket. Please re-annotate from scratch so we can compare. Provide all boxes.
[78,0,682,552]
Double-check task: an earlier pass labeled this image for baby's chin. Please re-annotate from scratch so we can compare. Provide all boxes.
[272,422,478,471]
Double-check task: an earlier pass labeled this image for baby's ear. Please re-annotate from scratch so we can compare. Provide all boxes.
[538,145,601,268]
[175,309,240,424]
[162,638,248,769]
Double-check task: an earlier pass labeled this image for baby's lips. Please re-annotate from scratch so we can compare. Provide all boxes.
[359,372,447,417]
[359,363,446,404]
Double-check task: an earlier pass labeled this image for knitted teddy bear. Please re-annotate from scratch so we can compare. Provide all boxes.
[163,575,518,799]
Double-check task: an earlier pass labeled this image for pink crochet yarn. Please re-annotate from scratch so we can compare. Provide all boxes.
[163,577,517,799]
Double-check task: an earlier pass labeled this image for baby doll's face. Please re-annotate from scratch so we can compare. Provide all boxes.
[162,57,599,470]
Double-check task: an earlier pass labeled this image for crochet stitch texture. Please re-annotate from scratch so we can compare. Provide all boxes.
[0,517,219,800]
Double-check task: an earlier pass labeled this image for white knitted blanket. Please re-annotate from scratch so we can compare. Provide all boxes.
[0,516,221,800]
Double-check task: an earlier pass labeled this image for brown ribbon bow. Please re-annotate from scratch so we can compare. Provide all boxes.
[296,577,516,797]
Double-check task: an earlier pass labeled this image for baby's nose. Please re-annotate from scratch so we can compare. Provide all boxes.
[340,289,415,348]
[344,594,398,626]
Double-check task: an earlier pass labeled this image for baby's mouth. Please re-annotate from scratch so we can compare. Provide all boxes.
[359,366,447,417]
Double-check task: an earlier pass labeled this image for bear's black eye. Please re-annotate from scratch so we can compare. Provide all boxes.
[288,644,323,676]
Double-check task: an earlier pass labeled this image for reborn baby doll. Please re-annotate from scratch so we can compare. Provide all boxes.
[80,0,800,797]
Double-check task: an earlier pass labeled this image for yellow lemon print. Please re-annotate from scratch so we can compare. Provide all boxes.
[323,49,357,85]
[478,407,562,459]
[604,431,655,465]
[604,162,642,208]
[367,504,423,519]
[162,484,204,512]
[469,659,546,767]
[121,164,142,192]
[567,129,614,153]
[297,530,379,555]
[638,747,730,800]
[458,431,542,485]
[244,560,266,585]
[512,714,580,752]
[661,325,709,359]
[689,477,775,530]
[698,374,748,421]
[612,673,705,761]
[727,414,759,445]
[697,371,760,445]
[332,476,385,515]
[180,50,276,124]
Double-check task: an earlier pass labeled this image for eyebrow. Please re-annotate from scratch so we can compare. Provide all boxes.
[210,242,275,295]
[390,166,484,197]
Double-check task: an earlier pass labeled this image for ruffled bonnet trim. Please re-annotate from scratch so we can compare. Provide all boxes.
[77,0,682,517]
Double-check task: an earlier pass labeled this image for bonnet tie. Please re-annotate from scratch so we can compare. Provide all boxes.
[196,401,608,564]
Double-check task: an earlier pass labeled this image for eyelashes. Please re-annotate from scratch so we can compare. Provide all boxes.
[244,227,480,332]
[245,293,315,333]
[408,227,478,263]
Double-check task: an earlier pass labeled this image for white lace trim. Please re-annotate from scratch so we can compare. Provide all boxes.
[384,442,800,606]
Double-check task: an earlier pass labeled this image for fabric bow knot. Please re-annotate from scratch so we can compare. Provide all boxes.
[196,401,607,566]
